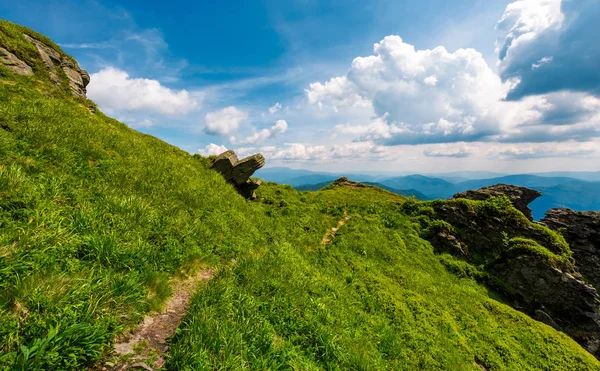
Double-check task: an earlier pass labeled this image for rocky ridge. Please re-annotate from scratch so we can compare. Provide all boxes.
[0,33,89,97]
[401,184,600,358]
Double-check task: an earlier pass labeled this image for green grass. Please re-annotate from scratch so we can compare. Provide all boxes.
[1,19,599,371]
[166,185,598,370]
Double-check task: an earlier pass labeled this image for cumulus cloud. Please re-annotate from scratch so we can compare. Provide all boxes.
[307,36,507,144]
[235,120,288,145]
[496,0,600,100]
[308,18,600,146]
[198,143,228,156]
[204,106,248,136]
[88,67,199,115]
[269,102,282,114]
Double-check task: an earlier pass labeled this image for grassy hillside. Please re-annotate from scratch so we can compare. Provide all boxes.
[1,20,599,370]
[296,179,429,200]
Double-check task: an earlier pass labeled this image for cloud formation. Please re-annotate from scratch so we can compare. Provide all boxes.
[88,67,198,115]
[307,3,600,149]
[199,143,228,156]
[204,106,248,136]
[235,120,288,145]
[496,0,600,100]
[269,102,282,114]
[307,36,507,144]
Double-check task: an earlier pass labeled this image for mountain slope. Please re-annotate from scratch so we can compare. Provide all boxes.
[1,20,599,370]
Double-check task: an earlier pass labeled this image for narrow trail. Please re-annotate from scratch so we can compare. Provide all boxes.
[102,268,215,371]
[321,214,351,245]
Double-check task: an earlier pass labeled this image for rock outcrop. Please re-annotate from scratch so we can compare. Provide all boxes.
[406,184,600,358]
[542,209,600,292]
[0,46,33,75]
[453,184,541,221]
[489,252,600,355]
[210,151,265,199]
[23,34,90,97]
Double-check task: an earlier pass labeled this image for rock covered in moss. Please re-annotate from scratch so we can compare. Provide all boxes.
[453,184,541,221]
[210,150,265,199]
[406,192,600,358]
[489,250,600,355]
[542,209,600,292]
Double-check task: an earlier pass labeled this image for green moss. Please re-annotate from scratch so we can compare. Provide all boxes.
[506,237,572,270]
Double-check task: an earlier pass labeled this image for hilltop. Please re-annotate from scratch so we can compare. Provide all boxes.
[1,20,600,370]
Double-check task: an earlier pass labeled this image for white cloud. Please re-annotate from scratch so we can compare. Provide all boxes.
[307,36,507,144]
[199,143,228,156]
[88,67,198,115]
[257,142,387,162]
[269,102,282,114]
[423,75,438,86]
[204,106,248,136]
[234,120,289,145]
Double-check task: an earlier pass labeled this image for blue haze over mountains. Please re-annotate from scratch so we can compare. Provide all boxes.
[256,168,600,220]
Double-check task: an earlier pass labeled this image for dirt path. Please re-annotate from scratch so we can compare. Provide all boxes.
[321,214,351,245]
[102,268,215,371]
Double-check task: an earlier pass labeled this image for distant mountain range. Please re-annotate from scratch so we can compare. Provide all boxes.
[256,167,600,220]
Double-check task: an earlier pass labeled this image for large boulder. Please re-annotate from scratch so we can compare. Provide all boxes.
[210,150,265,199]
[541,209,600,291]
[453,184,541,221]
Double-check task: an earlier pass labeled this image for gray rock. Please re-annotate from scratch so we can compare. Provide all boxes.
[453,184,541,221]
[490,253,600,356]
[541,209,600,291]
[23,34,90,97]
[210,150,265,199]
[0,46,33,75]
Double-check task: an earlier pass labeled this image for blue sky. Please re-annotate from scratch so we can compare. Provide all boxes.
[2,0,599,173]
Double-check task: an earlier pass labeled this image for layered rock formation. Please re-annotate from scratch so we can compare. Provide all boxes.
[453,184,541,221]
[406,184,600,357]
[0,33,89,97]
[23,34,90,97]
[210,151,265,199]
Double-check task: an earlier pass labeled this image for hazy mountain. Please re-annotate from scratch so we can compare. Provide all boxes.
[380,175,457,199]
